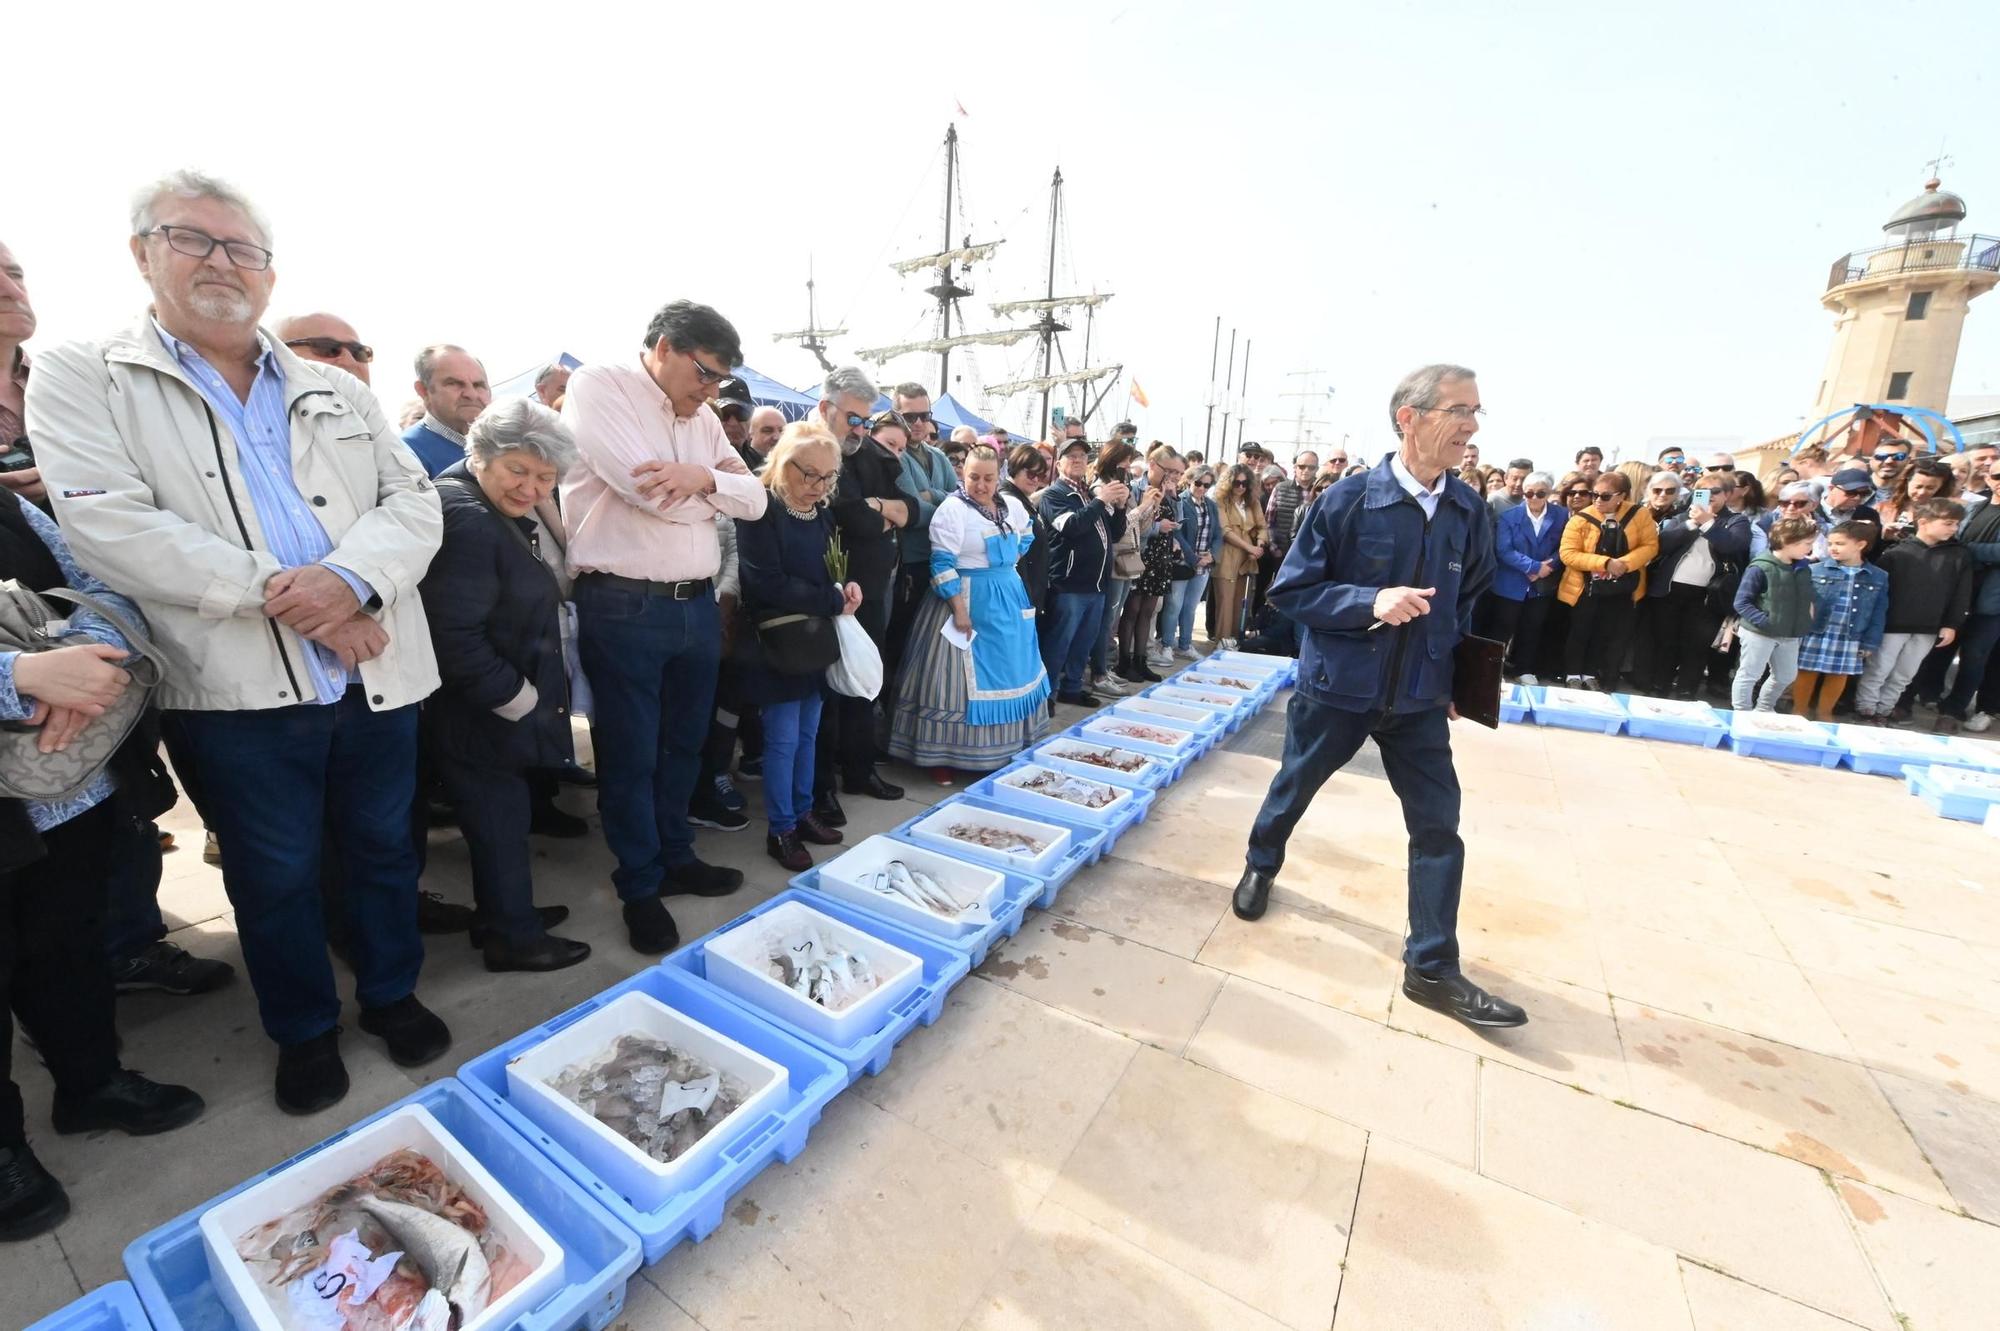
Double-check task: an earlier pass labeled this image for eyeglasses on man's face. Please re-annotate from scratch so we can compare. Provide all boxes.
[285,336,373,363]
[1874,451,1909,464]
[1781,498,1815,509]
[687,351,728,385]
[142,224,273,271]
[1416,403,1484,421]
[787,458,837,488]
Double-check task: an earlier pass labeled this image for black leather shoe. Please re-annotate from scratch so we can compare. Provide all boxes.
[843,769,905,800]
[662,858,744,897]
[0,1144,69,1241]
[416,890,474,935]
[357,995,452,1067]
[483,933,592,973]
[274,1030,349,1116]
[52,1069,204,1137]
[766,830,812,872]
[468,905,571,949]
[1401,968,1528,1029]
[812,789,848,827]
[1232,868,1274,921]
[530,802,589,838]
[554,760,598,787]
[797,813,844,846]
[623,897,681,955]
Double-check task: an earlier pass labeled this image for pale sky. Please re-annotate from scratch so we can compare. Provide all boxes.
[9,0,1997,467]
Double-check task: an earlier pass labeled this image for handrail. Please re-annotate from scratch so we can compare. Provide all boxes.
[1826,234,2000,291]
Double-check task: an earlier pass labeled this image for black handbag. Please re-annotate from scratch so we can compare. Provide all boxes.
[1585,515,1640,598]
[739,604,840,675]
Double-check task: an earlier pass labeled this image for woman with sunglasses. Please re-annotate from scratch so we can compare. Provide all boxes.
[1556,469,1658,690]
[887,444,1050,782]
[1213,463,1268,650]
[1162,469,1221,658]
[736,421,863,871]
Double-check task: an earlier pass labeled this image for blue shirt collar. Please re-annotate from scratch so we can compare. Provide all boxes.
[151,316,279,376]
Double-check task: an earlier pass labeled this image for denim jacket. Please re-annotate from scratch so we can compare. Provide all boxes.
[1806,557,1889,652]
[1270,455,1494,714]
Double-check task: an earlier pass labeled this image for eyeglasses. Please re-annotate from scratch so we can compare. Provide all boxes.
[1193,480,1212,488]
[1592,489,1621,500]
[284,336,373,363]
[1325,457,1348,467]
[1564,487,1591,498]
[140,224,273,271]
[1415,404,1485,421]
[1781,498,1815,508]
[1874,451,1909,463]
[687,351,728,385]
[786,458,837,488]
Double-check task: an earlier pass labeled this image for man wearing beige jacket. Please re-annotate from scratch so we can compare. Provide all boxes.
[25,171,448,1116]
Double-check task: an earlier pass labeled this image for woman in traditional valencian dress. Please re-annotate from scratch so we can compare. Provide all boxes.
[888,445,1051,783]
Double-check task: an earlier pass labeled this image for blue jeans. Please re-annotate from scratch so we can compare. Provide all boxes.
[1163,571,1212,651]
[1040,590,1106,695]
[576,579,721,900]
[1091,578,1133,676]
[1246,694,1465,976]
[160,690,424,1045]
[760,694,824,833]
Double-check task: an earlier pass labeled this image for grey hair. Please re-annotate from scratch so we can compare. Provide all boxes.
[415,343,474,389]
[1508,457,1534,471]
[1779,481,1816,502]
[1525,470,1555,491]
[533,362,569,391]
[822,365,877,405]
[1646,471,1684,492]
[130,169,273,246]
[466,398,578,479]
[1387,363,1476,435]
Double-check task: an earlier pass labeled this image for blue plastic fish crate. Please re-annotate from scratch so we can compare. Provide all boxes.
[457,967,844,1266]
[790,860,1036,969]
[125,1081,642,1331]
[661,888,971,1086]
[1178,669,1280,709]
[1527,687,1627,736]
[1727,718,1846,768]
[1833,725,1970,779]
[1109,700,1225,751]
[970,762,1159,827]
[891,794,1104,908]
[1499,685,1530,725]
[1139,685,1255,734]
[28,1283,151,1331]
[1905,765,2000,822]
[1615,696,1727,748]
[1024,736,1176,790]
[1057,724,1196,783]
[1207,650,1299,688]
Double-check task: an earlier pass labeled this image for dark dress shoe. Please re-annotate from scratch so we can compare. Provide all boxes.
[843,769,905,800]
[112,941,235,996]
[529,802,590,838]
[357,995,452,1067]
[1232,868,1274,920]
[1058,690,1102,707]
[797,813,844,846]
[623,897,681,955]
[1401,968,1528,1029]
[483,933,592,973]
[663,858,744,897]
[0,1144,69,1241]
[468,905,571,949]
[52,1069,205,1137]
[416,890,475,934]
[1135,663,1163,682]
[555,760,598,787]
[766,830,812,872]
[812,788,848,827]
[275,1030,349,1116]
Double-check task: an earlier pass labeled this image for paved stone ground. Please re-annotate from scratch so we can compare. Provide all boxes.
[6,688,1999,1329]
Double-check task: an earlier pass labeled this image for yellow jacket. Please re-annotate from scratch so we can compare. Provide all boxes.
[1557,501,1658,605]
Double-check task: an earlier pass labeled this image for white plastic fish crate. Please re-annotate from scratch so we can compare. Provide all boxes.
[814,834,1008,941]
[195,1102,564,1331]
[1209,649,1297,684]
[1178,665,1277,703]
[698,898,925,1049]
[1906,764,2000,822]
[1618,694,1726,748]
[976,762,1149,828]
[1834,724,1965,778]
[937,794,1121,911]
[794,851,1037,971]
[1528,686,1627,736]
[1079,713,1200,759]
[1111,696,1224,738]
[1029,735,1175,789]
[899,795,1079,879]
[1146,684,1254,732]
[1726,712,1845,767]
[664,888,972,1084]
[504,990,791,1215]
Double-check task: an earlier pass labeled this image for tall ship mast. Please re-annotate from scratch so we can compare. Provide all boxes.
[771,258,846,374]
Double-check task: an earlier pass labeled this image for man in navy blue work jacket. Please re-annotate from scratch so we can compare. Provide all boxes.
[1232,364,1527,1029]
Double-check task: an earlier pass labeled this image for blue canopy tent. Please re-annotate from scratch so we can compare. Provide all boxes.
[794,383,1013,438]
[733,364,820,420]
[491,352,581,401]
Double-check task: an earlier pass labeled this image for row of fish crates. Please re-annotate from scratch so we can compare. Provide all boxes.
[76,650,1295,1331]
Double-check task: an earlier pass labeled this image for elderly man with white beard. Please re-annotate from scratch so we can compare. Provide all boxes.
[25,170,450,1117]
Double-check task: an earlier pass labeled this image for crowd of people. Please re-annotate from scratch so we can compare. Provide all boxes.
[3,169,1998,1243]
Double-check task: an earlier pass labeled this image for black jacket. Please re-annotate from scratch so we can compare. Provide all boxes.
[419,463,572,770]
[1038,477,1127,595]
[1002,480,1051,606]
[1878,537,1975,634]
[828,438,906,596]
[1647,509,1752,598]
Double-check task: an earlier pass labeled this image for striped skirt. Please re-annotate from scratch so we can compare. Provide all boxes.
[887,575,1051,770]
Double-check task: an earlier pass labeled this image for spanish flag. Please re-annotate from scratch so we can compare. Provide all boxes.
[1130,377,1150,409]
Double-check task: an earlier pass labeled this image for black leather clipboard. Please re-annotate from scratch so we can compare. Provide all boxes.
[1452,633,1506,729]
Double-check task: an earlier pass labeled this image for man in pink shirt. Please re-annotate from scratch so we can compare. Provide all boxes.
[561,301,767,954]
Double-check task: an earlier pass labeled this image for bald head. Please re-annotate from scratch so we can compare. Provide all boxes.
[275,312,371,384]
[747,405,785,457]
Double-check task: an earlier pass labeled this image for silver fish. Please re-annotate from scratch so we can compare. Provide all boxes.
[871,861,994,926]
[355,1196,490,1328]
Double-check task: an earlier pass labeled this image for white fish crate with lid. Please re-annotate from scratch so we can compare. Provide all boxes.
[198,1102,564,1331]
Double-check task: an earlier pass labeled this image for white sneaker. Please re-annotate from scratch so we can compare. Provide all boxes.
[1147,647,1174,669]
[1218,638,1238,652]
[1966,712,1993,733]
[1517,673,1540,688]
[1173,647,1197,661]
[1092,673,1130,696]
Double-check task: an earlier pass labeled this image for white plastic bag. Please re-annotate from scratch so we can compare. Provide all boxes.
[827,615,883,699]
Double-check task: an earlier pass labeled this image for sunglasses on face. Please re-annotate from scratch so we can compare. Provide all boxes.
[1874,452,1909,463]
[285,336,373,363]
[1523,489,1550,499]
[844,412,870,430]
[900,410,933,424]
[1593,490,1621,500]
[1564,488,1590,498]
[1782,498,1815,508]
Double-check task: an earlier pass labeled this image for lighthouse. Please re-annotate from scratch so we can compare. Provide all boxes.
[1807,175,1999,424]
